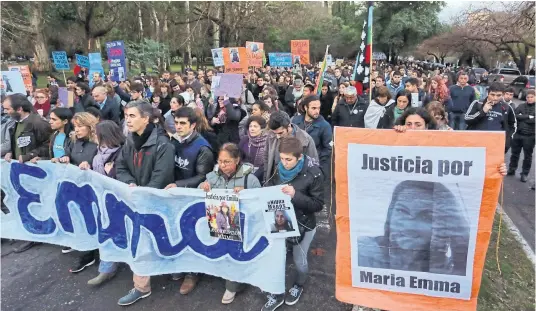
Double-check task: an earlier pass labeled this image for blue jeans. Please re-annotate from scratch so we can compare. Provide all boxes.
[99,260,118,273]
[449,112,466,130]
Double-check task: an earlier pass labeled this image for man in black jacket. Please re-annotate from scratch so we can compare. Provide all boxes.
[116,100,175,306]
[2,94,52,253]
[331,86,368,128]
[164,106,214,294]
[91,86,120,125]
[508,90,535,182]
[465,82,517,153]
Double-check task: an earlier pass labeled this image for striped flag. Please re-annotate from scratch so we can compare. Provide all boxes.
[315,45,330,96]
[352,2,374,95]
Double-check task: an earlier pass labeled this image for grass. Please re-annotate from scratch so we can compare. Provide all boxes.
[477,214,535,311]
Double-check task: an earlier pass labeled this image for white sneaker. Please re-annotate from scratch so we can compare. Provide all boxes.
[221,290,236,304]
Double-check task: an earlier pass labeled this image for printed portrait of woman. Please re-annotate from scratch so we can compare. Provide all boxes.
[270,210,295,233]
[357,180,470,276]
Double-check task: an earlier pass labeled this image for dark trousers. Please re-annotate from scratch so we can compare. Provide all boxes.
[509,134,535,175]
[449,112,466,130]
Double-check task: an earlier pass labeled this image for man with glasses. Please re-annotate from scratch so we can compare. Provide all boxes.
[332,86,368,128]
[465,82,517,153]
[164,106,214,294]
[263,111,318,183]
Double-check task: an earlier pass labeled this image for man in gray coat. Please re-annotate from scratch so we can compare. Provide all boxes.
[263,111,319,183]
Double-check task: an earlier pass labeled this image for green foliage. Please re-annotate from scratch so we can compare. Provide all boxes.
[125,39,169,69]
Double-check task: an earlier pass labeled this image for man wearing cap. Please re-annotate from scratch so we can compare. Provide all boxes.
[331,86,368,128]
[284,78,304,116]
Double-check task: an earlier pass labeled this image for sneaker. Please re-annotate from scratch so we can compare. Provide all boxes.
[520,174,528,183]
[62,247,74,254]
[221,289,236,304]
[507,169,516,176]
[285,284,303,305]
[261,294,284,311]
[179,274,198,295]
[87,272,117,286]
[69,259,95,273]
[13,241,41,253]
[117,288,151,306]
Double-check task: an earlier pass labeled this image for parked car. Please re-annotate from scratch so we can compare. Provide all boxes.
[472,67,486,83]
[488,68,521,86]
[509,75,535,100]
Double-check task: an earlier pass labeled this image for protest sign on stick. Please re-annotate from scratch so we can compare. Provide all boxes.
[0,71,26,95]
[223,47,249,74]
[52,51,70,83]
[213,73,243,98]
[246,41,264,67]
[268,53,293,68]
[290,40,310,65]
[76,54,90,68]
[334,128,505,311]
[8,65,33,92]
[211,48,224,67]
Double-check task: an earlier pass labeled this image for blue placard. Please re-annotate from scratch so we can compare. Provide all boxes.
[268,53,292,67]
[105,40,127,82]
[88,53,105,87]
[52,51,70,71]
[76,54,90,68]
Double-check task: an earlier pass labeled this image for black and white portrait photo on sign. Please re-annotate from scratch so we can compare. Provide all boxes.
[347,144,486,300]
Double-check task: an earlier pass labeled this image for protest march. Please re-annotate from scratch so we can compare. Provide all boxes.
[1,1,534,311]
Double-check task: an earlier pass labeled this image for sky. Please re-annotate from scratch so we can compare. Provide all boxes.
[438,1,497,23]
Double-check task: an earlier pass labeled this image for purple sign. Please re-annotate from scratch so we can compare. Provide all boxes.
[213,73,243,99]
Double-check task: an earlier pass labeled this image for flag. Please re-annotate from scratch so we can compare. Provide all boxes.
[352,2,374,95]
[315,45,330,96]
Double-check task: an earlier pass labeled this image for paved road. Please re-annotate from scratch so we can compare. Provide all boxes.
[502,98,535,252]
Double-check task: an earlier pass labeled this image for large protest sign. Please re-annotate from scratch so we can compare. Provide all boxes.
[105,41,127,82]
[290,40,310,65]
[52,51,70,71]
[8,65,33,92]
[211,48,224,67]
[334,128,505,311]
[88,53,105,86]
[0,71,26,95]
[75,54,90,68]
[268,53,292,68]
[245,41,264,67]
[223,47,248,74]
[213,73,243,98]
[0,161,288,294]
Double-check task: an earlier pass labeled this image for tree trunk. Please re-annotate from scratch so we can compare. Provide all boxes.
[137,2,146,72]
[185,0,192,67]
[152,7,162,71]
[213,3,221,48]
[30,3,52,72]
[163,12,169,70]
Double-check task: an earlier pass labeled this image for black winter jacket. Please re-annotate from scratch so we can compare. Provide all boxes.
[170,131,215,188]
[331,97,368,128]
[265,156,324,231]
[74,94,98,113]
[116,126,175,188]
[514,102,535,136]
[9,113,52,162]
[66,138,98,166]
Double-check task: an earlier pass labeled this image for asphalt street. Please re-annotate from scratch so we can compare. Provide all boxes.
[502,98,535,252]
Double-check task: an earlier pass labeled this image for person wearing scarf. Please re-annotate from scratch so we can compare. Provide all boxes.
[363,86,396,129]
[238,115,268,181]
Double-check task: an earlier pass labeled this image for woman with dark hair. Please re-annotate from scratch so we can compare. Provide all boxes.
[193,107,220,158]
[393,89,412,123]
[84,120,126,286]
[238,115,267,181]
[362,86,396,129]
[158,82,172,115]
[208,96,246,145]
[164,95,185,134]
[30,107,73,165]
[251,100,271,124]
[394,107,436,131]
[199,143,261,305]
[263,94,284,113]
[262,136,324,309]
[270,210,295,233]
[319,82,334,121]
[74,82,97,113]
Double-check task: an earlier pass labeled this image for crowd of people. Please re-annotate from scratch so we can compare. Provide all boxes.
[0,57,532,310]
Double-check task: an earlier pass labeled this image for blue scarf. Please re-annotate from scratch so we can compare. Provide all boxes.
[278,156,305,183]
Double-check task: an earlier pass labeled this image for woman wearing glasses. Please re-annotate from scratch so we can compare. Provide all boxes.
[199,143,261,305]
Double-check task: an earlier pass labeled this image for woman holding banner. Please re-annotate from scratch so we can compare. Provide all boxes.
[262,136,324,311]
[199,143,261,305]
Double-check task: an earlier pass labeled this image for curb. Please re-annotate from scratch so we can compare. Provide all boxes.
[498,206,536,266]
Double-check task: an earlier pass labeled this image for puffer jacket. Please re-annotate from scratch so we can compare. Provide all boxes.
[264,155,324,231]
[202,162,261,190]
[116,125,175,188]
